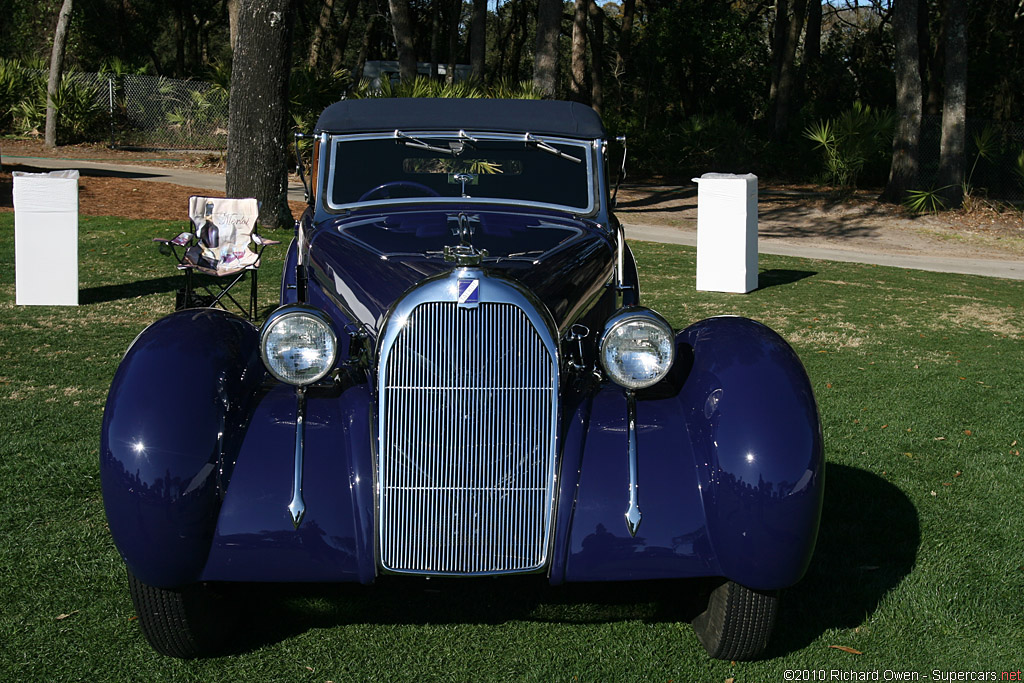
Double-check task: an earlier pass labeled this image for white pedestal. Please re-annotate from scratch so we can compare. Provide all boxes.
[13,170,80,306]
[694,172,758,293]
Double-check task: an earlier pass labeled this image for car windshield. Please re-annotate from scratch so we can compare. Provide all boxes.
[326,134,594,213]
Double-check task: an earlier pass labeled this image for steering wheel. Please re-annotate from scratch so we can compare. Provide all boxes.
[358,181,440,202]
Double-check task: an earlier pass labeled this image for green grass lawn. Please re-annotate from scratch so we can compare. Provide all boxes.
[1,214,1022,681]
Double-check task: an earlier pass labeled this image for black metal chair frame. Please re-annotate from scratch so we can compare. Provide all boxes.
[154,198,279,321]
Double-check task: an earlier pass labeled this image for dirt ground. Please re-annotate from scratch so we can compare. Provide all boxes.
[0,139,307,220]
[3,138,1023,262]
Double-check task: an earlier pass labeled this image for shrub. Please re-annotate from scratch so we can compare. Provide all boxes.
[9,68,105,143]
[347,76,541,101]
[0,58,31,133]
[804,102,895,190]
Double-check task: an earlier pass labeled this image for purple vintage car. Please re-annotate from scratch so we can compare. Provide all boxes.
[101,98,824,660]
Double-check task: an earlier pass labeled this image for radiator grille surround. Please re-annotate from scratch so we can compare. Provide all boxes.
[377,271,559,575]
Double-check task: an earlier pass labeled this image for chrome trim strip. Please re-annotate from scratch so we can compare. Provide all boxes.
[376,269,561,575]
[625,389,642,537]
[324,132,597,215]
[287,386,307,529]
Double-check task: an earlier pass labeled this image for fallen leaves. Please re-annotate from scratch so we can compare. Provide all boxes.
[830,645,863,655]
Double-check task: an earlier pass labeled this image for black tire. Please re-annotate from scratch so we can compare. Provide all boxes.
[691,579,779,661]
[127,568,233,658]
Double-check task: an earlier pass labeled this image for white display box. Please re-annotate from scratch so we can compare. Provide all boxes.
[13,170,80,306]
[694,172,758,293]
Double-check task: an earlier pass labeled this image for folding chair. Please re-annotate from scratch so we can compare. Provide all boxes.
[154,196,280,320]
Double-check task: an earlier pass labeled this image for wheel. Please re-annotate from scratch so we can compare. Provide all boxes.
[358,180,441,201]
[126,568,233,658]
[691,580,778,661]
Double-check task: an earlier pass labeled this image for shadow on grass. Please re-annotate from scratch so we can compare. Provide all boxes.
[215,464,917,659]
[80,275,182,304]
[758,268,817,290]
[767,464,921,657]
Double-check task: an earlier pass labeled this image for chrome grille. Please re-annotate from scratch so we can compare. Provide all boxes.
[379,300,558,574]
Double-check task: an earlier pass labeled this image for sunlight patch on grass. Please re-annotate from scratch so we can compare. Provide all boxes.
[939,303,1023,339]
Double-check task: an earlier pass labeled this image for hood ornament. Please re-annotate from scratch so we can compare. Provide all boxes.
[444,213,488,266]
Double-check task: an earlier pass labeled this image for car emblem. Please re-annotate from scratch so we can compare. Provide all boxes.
[457,278,479,308]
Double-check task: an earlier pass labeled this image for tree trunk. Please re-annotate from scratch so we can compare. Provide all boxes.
[429,0,441,79]
[45,0,74,148]
[773,0,806,141]
[226,0,294,230]
[508,0,528,82]
[446,0,460,84]
[388,0,417,81]
[614,0,635,80]
[881,0,923,204]
[533,0,561,96]
[174,0,187,75]
[469,0,486,80]
[937,0,967,207]
[768,0,788,106]
[353,3,377,82]
[803,0,821,67]
[227,0,241,52]
[588,0,604,115]
[308,0,336,69]
[495,0,509,80]
[330,0,361,71]
[922,0,943,116]
[570,0,587,101]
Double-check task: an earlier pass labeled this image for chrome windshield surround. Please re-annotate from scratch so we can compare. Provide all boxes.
[324,132,597,216]
[376,269,561,576]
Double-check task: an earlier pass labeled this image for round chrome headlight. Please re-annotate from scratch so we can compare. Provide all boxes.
[599,308,675,390]
[260,306,338,385]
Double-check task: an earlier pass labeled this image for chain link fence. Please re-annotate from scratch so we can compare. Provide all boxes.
[112,74,228,150]
[5,69,228,150]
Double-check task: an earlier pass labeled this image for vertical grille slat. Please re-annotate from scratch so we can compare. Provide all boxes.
[379,300,557,574]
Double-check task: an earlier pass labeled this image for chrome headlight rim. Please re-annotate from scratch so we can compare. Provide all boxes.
[260,305,339,386]
[599,307,675,390]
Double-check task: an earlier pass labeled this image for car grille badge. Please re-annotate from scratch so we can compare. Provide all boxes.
[457,278,480,308]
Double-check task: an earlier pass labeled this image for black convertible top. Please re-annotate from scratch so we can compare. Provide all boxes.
[315,98,606,138]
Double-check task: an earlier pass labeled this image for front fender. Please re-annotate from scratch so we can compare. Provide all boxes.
[100,309,265,587]
[557,316,823,590]
[680,316,824,590]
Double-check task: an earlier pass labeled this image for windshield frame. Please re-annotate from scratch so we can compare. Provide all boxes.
[322,131,600,216]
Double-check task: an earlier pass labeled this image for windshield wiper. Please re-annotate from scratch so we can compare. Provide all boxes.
[394,130,457,155]
[394,130,478,156]
[524,133,583,164]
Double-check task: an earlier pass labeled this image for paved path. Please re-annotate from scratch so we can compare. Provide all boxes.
[5,152,1022,281]
[624,223,1024,281]
[1,153,307,199]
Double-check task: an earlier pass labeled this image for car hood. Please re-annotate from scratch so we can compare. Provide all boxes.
[306,207,616,336]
